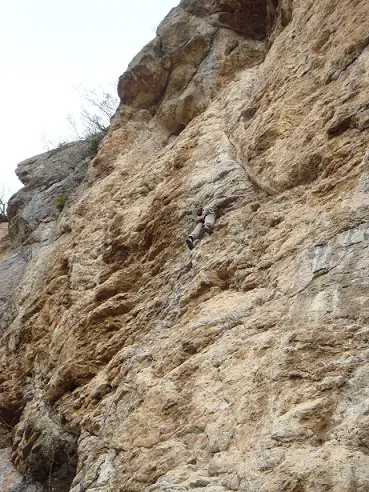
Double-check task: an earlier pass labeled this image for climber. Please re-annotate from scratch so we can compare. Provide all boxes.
[185,194,248,250]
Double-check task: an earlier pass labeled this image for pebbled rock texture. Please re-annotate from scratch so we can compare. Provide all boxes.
[0,0,369,490]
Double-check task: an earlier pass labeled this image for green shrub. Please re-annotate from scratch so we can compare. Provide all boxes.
[56,193,65,214]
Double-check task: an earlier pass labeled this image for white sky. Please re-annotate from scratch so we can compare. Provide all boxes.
[0,0,179,199]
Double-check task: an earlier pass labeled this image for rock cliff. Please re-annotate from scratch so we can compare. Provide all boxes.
[0,0,369,491]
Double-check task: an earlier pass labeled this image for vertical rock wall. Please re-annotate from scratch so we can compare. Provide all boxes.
[0,0,368,490]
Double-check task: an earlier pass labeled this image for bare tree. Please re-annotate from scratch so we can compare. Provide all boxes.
[41,84,119,154]
[67,85,119,141]
[0,186,9,222]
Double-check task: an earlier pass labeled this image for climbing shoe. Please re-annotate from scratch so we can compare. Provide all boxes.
[186,238,194,250]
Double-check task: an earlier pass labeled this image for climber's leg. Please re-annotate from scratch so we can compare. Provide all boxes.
[186,221,205,249]
[203,211,216,234]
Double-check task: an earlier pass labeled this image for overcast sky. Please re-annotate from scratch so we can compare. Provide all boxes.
[0,0,179,199]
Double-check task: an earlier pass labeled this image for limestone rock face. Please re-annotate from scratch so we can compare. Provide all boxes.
[1,0,369,491]
[0,224,18,335]
[0,246,24,336]
[0,141,92,339]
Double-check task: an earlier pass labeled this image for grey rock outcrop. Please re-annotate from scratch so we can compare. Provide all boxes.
[117,1,265,136]
[7,141,92,248]
[0,141,92,337]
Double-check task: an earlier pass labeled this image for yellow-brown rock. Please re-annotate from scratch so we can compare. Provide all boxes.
[0,0,369,490]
